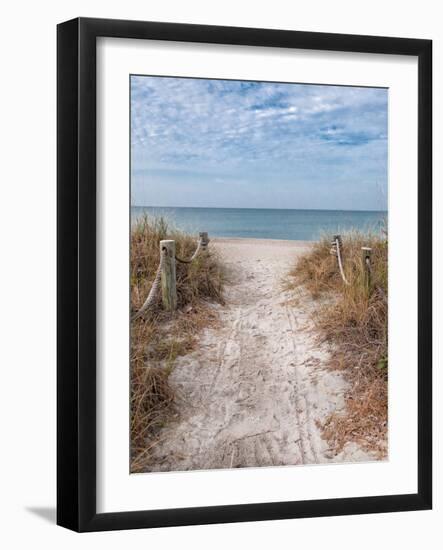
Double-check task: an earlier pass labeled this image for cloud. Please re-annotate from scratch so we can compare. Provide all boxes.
[131,76,388,210]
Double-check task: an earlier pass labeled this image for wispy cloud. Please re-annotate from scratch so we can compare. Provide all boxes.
[131,76,388,210]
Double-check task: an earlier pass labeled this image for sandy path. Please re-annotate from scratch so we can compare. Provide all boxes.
[149,238,372,471]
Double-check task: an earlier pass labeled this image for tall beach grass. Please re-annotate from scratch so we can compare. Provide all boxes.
[130,215,224,472]
[290,231,388,456]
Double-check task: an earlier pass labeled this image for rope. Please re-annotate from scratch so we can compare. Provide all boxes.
[335,238,350,286]
[175,239,203,264]
[131,248,166,321]
[132,237,205,320]
[333,237,386,297]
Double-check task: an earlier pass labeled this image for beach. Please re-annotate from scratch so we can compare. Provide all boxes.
[132,206,387,241]
[148,238,374,471]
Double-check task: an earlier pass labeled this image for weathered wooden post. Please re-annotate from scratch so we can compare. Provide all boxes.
[160,240,177,311]
[199,231,209,250]
[333,234,342,248]
[330,234,341,256]
[361,246,372,292]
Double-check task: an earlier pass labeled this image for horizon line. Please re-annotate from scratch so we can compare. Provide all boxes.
[131,205,388,213]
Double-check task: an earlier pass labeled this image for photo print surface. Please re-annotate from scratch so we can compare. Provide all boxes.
[130,75,388,474]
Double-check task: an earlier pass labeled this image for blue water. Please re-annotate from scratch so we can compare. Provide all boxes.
[131,206,387,241]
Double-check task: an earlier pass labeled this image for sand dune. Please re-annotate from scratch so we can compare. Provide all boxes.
[149,238,374,471]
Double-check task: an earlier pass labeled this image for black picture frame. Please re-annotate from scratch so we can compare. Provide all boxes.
[57,17,432,532]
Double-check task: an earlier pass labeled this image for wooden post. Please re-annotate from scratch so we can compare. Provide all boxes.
[333,234,342,247]
[331,234,340,256]
[160,240,177,311]
[199,231,209,250]
[361,247,372,292]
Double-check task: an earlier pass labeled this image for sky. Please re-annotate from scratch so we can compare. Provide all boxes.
[131,76,388,211]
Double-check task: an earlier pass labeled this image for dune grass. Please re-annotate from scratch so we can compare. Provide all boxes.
[130,215,224,472]
[289,231,388,457]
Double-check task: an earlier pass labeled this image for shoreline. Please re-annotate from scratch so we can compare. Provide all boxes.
[132,205,387,214]
[211,238,313,267]
[131,208,387,243]
[211,236,314,247]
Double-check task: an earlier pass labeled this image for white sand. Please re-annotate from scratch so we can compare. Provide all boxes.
[149,238,374,471]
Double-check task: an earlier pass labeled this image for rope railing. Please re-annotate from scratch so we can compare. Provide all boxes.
[131,248,167,321]
[331,235,350,286]
[331,236,384,296]
[131,233,208,320]
[175,239,203,264]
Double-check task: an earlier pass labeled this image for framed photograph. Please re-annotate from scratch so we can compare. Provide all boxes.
[57,17,432,532]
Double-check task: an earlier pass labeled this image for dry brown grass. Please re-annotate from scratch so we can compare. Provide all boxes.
[130,215,225,472]
[290,232,388,457]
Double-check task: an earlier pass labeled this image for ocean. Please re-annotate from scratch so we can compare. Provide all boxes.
[131,206,387,242]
